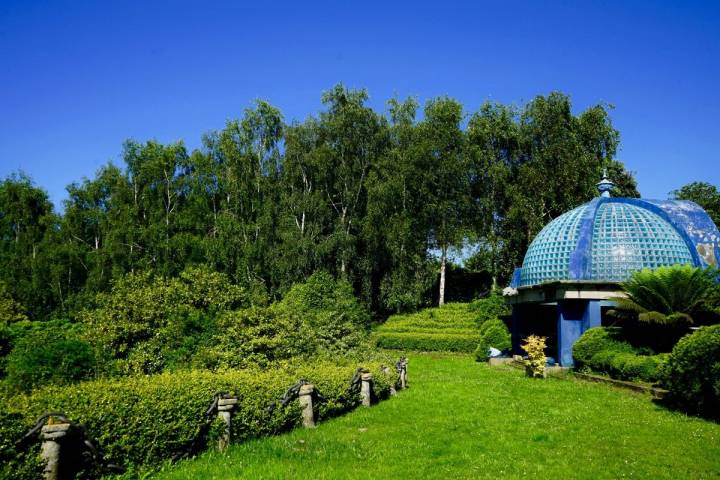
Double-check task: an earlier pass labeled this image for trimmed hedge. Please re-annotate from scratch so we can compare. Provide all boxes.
[660,324,720,418]
[572,327,635,367]
[375,332,480,352]
[0,360,397,479]
[474,319,511,361]
[375,302,484,352]
[573,327,666,382]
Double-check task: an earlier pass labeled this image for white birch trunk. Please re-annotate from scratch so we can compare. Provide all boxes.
[439,245,447,306]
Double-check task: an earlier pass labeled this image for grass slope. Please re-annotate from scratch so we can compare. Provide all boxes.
[153,353,720,479]
[373,303,480,352]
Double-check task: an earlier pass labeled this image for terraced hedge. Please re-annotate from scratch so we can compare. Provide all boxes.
[0,360,397,479]
[374,303,482,352]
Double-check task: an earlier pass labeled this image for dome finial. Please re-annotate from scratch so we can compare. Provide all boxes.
[597,168,614,198]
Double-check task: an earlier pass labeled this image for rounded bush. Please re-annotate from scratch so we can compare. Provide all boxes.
[661,324,720,418]
[474,319,511,361]
[620,354,662,382]
[588,350,618,374]
[5,325,94,392]
[572,327,634,367]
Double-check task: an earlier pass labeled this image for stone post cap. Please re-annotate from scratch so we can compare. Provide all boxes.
[41,423,71,434]
[218,397,238,407]
[41,423,71,440]
[299,384,314,395]
[361,373,373,381]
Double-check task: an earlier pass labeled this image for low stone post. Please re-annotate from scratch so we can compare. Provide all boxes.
[397,357,407,389]
[382,366,396,396]
[40,422,71,480]
[298,384,315,428]
[360,373,373,407]
[217,396,238,450]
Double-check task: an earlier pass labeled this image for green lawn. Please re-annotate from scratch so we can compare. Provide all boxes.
[153,353,720,479]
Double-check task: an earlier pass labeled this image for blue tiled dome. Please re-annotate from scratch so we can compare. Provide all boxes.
[516,197,720,288]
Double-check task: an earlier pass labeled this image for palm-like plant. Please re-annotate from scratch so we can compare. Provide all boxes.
[611,265,719,326]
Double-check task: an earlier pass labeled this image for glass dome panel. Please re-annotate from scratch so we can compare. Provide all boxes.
[590,203,693,281]
[519,205,587,286]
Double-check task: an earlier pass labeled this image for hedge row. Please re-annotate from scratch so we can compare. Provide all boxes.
[573,327,666,382]
[375,332,480,352]
[0,360,397,479]
[375,302,484,352]
[379,326,478,335]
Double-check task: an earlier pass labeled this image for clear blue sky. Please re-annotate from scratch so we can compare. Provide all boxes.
[1,0,718,209]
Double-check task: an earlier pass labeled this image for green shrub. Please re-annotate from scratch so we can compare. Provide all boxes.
[469,291,510,328]
[78,267,248,376]
[273,272,368,354]
[572,327,635,368]
[0,359,397,479]
[660,324,720,418]
[191,306,311,370]
[474,319,511,361]
[574,327,665,382]
[375,332,480,352]
[585,348,664,383]
[5,323,94,392]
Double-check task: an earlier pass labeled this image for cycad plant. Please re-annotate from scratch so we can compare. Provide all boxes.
[611,265,719,326]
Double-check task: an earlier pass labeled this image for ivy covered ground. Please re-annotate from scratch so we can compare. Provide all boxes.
[154,353,720,479]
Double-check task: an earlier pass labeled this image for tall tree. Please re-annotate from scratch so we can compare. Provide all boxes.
[316,84,386,280]
[466,102,517,288]
[366,97,433,312]
[500,92,637,279]
[0,174,58,318]
[204,101,283,288]
[419,97,470,306]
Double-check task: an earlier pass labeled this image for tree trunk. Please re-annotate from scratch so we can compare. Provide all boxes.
[439,245,447,306]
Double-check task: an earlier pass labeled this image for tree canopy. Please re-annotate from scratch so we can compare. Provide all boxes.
[0,86,642,318]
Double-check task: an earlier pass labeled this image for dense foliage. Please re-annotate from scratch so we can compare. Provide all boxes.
[473,319,512,361]
[611,266,719,326]
[572,327,667,383]
[0,87,639,323]
[0,360,397,479]
[469,291,510,328]
[5,321,94,392]
[660,325,720,418]
[609,265,720,352]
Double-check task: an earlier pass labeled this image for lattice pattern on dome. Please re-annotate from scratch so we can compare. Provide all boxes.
[591,203,693,281]
[519,205,587,286]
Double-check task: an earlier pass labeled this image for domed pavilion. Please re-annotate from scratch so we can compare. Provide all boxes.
[505,172,720,366]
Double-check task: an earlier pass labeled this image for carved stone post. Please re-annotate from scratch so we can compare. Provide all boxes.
[360,373,373,407]
[217,397,238,450]
[383,366,397,396]
[298,384,315,428]
[399,360,408,389]
[40,423,71,480]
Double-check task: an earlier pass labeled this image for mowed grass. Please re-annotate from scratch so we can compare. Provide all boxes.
[154,353,720,479]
